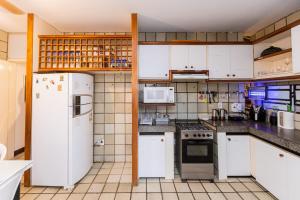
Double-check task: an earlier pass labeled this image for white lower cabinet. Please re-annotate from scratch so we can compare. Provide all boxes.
[138,132,174,179]
[226,135,251,176]
[255,139,288,200]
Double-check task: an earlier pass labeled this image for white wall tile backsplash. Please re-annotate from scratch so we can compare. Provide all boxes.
[94,72,132,163]
[139,82,245,120]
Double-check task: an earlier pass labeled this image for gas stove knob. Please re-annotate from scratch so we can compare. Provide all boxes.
[193,134,197,137]
[198,134,201,137]
[185,134,189,138]
[202,134,206,137]
[206,134,211,137]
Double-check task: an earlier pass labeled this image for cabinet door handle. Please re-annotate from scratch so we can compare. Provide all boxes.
[165,74,168,77]
[279,154,284,157]
[232,74,236,77]
[191,66,194,69]
[185,66,188,69]
[227,74,230,77]
[228,138,231,141]
[161,138,164,142]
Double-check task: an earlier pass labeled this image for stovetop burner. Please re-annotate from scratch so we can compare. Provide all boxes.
[175,119,212,130]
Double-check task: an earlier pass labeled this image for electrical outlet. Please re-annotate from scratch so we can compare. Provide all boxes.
[95,138,104,146]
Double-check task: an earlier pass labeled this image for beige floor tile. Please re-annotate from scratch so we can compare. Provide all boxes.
[107,174,121,183]
[253,192,277,200]
[83,194,101,200]
[239,178,254,182]
[174,183,190,192]
[239,192,259,200]
[216,182,235,192]
[146,178,160,182]
[88,168,99,175]
[230,182,249,192]
[27,187,46,193]
[35,194,54,200]
[208,193,226,200]
[115,193,131,200]
[122,168,132,175]
[161,183,176,192]
[188,183,205,192]
[223,193,242,200]
[98,168,111,175]
[118,183,132,192]
[103,183,118,192]
[94,174,108,183]
[73,184,90,193]
[132,183,146,192]
[120,175,132,183]
[52,193,70,200]
[226,178,240,182]
[67,193,85,200]
[42,187,60,193]
[159,178,173,183]
[92,163,103,169]
[243,182,264,192]
[147,183,161,192]
[147,193,162,200]
[131,193,146,200]
[99,193,116,200]
[162,193,179,200]
[80,175,96,183]
[202,183,220,192]
[88,183,104,193]
[20,185,32,194]
[178,193,194,200]
[21,194,40,200]
[113,162,125,168]
[110,168,123,175]
[193,193,210,200]
[58,188,73,194]
[101,163,114,169]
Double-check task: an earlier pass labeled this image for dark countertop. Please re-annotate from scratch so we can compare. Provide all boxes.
[205,120,300,155]
[138,122,176,133]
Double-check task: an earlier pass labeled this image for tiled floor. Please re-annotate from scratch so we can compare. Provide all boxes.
[20,162,277,200]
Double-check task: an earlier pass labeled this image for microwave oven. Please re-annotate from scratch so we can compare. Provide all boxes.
[143,87,175,103]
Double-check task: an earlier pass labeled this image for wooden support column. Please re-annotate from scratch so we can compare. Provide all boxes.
[24,13,34,187]
[131,13,139,186]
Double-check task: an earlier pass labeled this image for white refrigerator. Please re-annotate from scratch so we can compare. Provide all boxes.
[31,73,93,188]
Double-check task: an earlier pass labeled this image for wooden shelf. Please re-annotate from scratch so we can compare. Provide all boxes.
[140,103,175,106]
[139,41,251,45]
[254,48,292,62]
[38,35,132,72]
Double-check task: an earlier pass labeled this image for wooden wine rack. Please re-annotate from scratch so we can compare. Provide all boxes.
[38,35,132,72]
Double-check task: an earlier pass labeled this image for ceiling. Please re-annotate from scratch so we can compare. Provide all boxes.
[5,0,300,34]
[0,7,26,32]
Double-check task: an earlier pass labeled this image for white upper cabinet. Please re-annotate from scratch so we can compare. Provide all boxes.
[292,25,300,74]
[138,45,170,79]
[170,45,207,70]
[208,45,253,79]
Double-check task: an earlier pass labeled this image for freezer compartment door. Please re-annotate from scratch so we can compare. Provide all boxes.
[73,103,93,118]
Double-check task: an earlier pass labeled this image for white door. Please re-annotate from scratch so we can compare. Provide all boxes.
[292,25,300,74]
[139,45,170,79]
[287,153,300,200]
[139,134,165,177]
[255,140,288,200]
[230,45,253,79]
[207,45,230,79]
[226,135,250,176]
[188,45,207,70]
[169,45,189,70]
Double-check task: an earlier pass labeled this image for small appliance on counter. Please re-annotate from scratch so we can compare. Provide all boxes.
[219,108,227,121]
[211,108,228,121]
[211,109,219,121]
[270,111,278,126]
[140,114,153,125]
[249,105,266,122]
[228,113,245,121]
[277,111,294,129]
[155,113,170,125]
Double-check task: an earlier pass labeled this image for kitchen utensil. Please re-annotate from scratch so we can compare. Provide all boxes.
[211,109,219,121]
[270,111,278,126]
[277,111,294,129]
[219,109,227,121]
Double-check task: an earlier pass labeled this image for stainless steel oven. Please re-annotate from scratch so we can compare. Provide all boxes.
[176,120,215,180]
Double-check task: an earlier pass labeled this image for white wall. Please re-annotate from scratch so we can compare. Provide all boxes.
[0,60,25,159]
[33,15,61,72]
[8,33,27,61]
